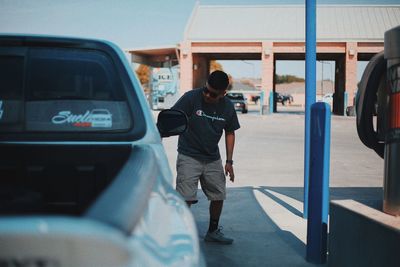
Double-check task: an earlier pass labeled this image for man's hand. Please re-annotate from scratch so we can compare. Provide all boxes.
[225,163,235,182]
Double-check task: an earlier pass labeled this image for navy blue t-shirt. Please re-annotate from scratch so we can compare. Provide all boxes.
[172,88,240,161]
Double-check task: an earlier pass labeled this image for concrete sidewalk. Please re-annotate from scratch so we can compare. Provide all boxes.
[160,105,384,267]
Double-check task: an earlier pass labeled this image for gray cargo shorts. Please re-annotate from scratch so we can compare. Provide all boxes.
[176,153,226,203]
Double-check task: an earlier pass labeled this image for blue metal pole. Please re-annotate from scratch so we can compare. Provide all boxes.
[269,91,274,114]
[303,0,317,219]
[306,102,331,264]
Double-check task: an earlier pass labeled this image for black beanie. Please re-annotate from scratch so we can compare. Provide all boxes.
[208,70,229,91]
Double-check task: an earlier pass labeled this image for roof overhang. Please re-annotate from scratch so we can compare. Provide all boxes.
[125,45,180,67]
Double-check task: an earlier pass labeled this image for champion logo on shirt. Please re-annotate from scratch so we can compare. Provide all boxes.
[195,109,225,121]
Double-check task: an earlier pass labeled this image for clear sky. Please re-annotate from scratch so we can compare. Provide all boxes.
[1,0,398,80]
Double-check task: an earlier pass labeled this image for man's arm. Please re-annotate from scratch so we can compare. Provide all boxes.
[225,131,235,182]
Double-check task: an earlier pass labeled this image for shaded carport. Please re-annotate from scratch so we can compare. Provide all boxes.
[127,5,399,115]
[180,41,383,115]
[126,46,181,108]
[178,4,398,115]
[273,45,382,115]
[127,46,179,68]
[128,42,383,115]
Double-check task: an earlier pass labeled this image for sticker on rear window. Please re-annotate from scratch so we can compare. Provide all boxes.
[52,109,112,128]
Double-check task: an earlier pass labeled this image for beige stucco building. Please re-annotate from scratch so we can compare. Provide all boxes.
[128,4,400,114]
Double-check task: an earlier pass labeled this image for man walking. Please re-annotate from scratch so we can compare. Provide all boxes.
[172,70,240,244]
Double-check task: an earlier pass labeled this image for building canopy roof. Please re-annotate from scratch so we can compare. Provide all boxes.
[184,5,400,42]
[126,45,179,67]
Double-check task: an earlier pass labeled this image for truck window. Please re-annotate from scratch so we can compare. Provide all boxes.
[0,55,24,130]
[0,48,133,133]
[27,48,124,101]
[0,55,24,100]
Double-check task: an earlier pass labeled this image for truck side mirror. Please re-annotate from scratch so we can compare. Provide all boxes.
[157,109,188,138]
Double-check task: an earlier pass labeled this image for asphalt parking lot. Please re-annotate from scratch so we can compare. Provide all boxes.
[158,104,384,267]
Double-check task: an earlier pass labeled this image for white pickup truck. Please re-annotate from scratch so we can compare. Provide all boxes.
[0,35,204,267]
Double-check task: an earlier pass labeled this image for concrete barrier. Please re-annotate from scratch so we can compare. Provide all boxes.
[329,200,400,267]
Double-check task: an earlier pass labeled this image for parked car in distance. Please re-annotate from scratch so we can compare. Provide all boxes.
[0,35,204,267]
[346,105,356,116]
[275,92,293,105]
[226,92,248,113]
[250,95,260,104]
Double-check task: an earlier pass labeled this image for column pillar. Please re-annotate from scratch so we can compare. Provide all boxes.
[261,42,274,112]
[179,41,193,94]
[345,42,358,106]
[193,55,208,88]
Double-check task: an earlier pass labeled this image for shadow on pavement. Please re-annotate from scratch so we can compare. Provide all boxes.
[191,186,382,267]
[275,110,305,115]
[256,187,304,218]
[191,187,318,267]
[262,186,383,209]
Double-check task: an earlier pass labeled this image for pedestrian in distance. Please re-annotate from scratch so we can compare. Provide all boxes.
[172,70,240,245]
